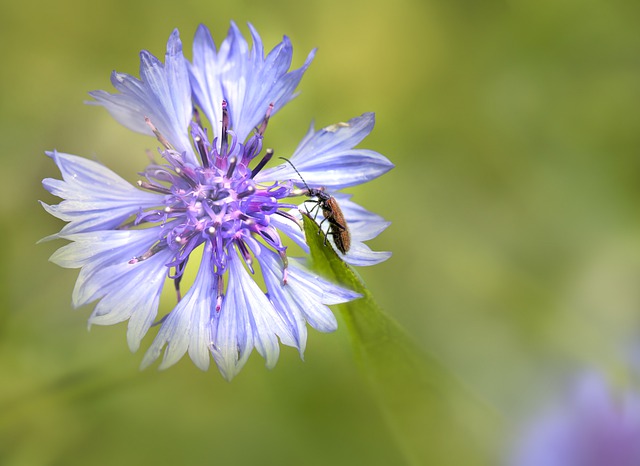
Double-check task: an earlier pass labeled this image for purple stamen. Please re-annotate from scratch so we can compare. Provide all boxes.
[279,250,289,285]
[243,135,263,163]
[131,102,297,292]
[236,239,254,274]
[145,117,174,150]
[237,186,255,199]
[191,117,211,168]
[128,242,165,264]
[256,103,274,136]
[251,148,274,178]
[226,156,238,178]
[137,180,172,194]
[221,100,229,156]
[215,276,225,312]
[174,275,182,302]
[275,210,302,227]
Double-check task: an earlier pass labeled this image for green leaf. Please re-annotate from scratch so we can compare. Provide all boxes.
[303,215,501,466]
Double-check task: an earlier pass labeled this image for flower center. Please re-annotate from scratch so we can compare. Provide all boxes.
[128,102,296,299]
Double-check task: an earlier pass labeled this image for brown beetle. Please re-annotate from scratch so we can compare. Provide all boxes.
[279,157,351,254]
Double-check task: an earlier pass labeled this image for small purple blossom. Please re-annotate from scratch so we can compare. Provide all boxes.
[42,23,393,380]
[509,373,640,466]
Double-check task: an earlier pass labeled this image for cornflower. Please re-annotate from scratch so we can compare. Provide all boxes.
[509,373,640,466]
[42,23,393,380]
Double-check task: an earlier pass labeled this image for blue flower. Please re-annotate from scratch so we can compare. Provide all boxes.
[42,23,393,380]
[509,373,640,466]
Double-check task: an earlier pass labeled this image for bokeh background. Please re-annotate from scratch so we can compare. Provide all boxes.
[2,0,640,464]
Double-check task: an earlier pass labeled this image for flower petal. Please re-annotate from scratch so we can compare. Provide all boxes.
[41,151,164,237]
[88,30,197,165]
[189,24,225,143]
[257,248,359,355]
[87,251,169,352]
[50,228,161,270]
[255,113,394,189]
[54,228,167,309]
[269,211,308,252]
[190,22,315,142]
[141,244,216,371]
[287,257,361,306]
[210,251,294,380]
[50,228,170,351]
[339,241,392,267]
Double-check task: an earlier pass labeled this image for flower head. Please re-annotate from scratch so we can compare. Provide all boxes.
[509,373,640,466]
[42,23,393,380]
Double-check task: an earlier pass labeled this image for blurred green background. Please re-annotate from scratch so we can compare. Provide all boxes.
[2,0,640,464]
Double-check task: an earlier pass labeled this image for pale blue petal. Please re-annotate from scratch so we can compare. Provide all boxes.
[210,252,294,380]
[292,112,376,159]
[189,24,225,142]
[252,247,308,354]
[255,113,393,189]
[50,228,161,269]
[40,202,141,237]
[279,148,392,189]
[269,212,308,252]
[42,151,163,236]
[209,254,254,381]
[63,228,167,308]
[88,30,197,165]
[285,263,344,332]
[287,290,337,333]
[218,22,251,139]
[340,241,392,267]
[87,251,169,352]
[229,27,315,142]
[257,248,359,348]
[141,244,215,371]
[189,23,315,142]
[288,257,361,305]
[49,228,170,351]
[230,260,284,368]
[210,300,250,380]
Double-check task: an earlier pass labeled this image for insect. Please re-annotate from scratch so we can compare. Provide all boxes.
[279,157,351,254]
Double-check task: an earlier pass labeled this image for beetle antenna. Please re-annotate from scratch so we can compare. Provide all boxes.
[279,157,311,192]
